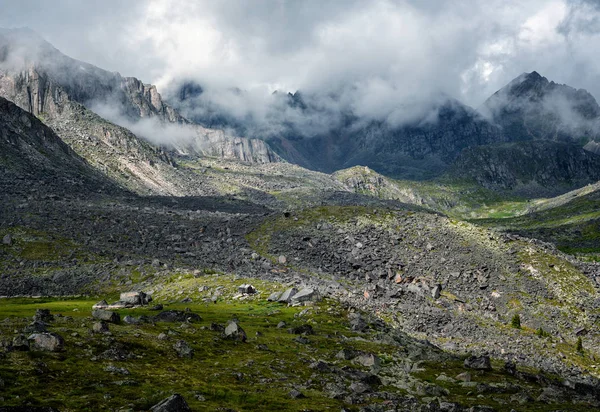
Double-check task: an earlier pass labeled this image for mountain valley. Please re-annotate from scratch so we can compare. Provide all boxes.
[1,27,600,412]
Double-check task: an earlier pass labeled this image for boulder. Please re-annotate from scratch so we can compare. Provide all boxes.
[123,315,141,325]
[432,284,442,299]
[92,300,109,310]
[92,309,120,324]
[289,389,305,399]
[33,309,53,323]
[150,304,164,311]
[278,255,287,264]
[2,234,12,245]
[224,321,247,342]
[354,353,381,368]
[291,288,319,304]
[238,284,256,294]
[288,324,314,335]
[120,291,152,305]
[28,332,64,352]
[12,334,30,351]
[464,355,492,371]
[278,287,298,303]
[173,340,194,358]
[150,394,192,412]
[92,321,109,333]
[24,321,48,333]
[267,291,282,301]
[107,301,132,309]
[154,310,201,323]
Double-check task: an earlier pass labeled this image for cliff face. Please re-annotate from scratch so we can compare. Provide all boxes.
[450,141,600,196]
[0,28,279,165]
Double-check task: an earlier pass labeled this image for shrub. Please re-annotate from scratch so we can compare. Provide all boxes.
[511,314,521,329]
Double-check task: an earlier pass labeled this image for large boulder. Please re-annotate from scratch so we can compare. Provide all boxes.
[150,394,192,412]
[28,332,64,352]
[291,288,320,304]
[238,284,256,294]
[224,321,247,342]
[120,291,152,305]
[92,309,120,324]
[278,288,298,303]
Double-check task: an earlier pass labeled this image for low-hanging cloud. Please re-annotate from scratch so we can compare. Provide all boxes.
[3,0,600,140]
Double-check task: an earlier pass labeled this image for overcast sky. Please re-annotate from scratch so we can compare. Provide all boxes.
[2,0,600,109]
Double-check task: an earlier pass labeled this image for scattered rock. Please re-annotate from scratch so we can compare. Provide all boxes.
[278,255,287,264]
[464,355,492,371]
[33,309,53,323]
[2,234,12,245]
[291,288,319,304]
[289,389,305,399]
[92,309,120,324]
[173,340,194,358]
[432,284,442,299]
[278,287,298,303]
[224,321,247,342]
[267,291,282,301]
[120,291,152,305]
[150,304,164,311]
[238,284,256,294]
[354,353,381,368]
[154,310,201,323]
[92,321,109,333]
[12,334,30,351]
[24,321,48,333]
[92,300,109,310]
[455,372,472,382]
[28,332,64,352]
[150,394,192,412]
[288,324,314,335]
[123,315,140,325]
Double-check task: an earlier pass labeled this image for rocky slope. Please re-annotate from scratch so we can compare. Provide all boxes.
[0,95,117,195]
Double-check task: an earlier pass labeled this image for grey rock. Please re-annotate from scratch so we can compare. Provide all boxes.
[173,340,194,358]
[224,321,247,342]
[432,284,442,299]
[278,287,298,303]
[123,315,140,325]
[354,353,381,368]
[154,310,201,323]
[92,300,109,310]
[289,389,305,399]
[291,288,319,303]
[28,332,64,352]
[33,309,53,323]
[150,394,192,412]
[12,334,30,351]
[92,309,120,324]
[464,355,492,371]
[267,291,282,301]
[238,284,256,294]
[2,234,12,245]
[92,321,109,333]
[24,320,48,333]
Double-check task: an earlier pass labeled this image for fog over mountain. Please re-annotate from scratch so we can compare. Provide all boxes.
[3,0,600,140]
